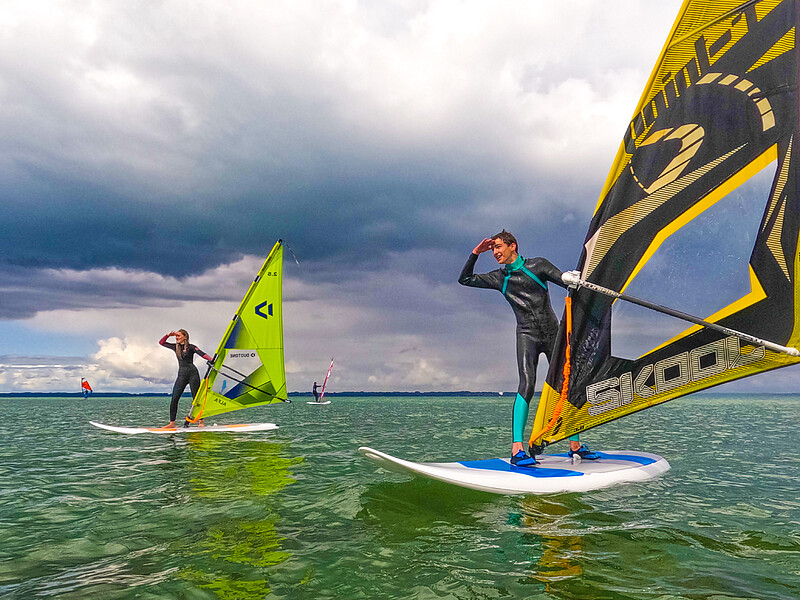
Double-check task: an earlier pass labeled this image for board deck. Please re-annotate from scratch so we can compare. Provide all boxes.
[307,401,331,405]
[358,446,670,495]
[90,421,278,434]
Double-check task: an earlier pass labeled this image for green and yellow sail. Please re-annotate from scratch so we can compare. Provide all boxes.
[188,240,287,422]
[531,0,800,448]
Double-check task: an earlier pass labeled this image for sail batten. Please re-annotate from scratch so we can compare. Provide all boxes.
[531,0,800,449]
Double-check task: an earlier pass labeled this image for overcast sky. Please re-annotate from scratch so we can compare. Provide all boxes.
[2,0,796,395]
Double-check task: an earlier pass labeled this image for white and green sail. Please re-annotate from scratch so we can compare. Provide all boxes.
[188,240,287,422]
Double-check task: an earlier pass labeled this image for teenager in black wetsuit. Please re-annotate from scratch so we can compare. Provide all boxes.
[459,230,594,465]
[159,329,213,428]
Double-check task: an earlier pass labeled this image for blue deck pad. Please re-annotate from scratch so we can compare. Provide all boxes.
[549,452,657,465]
[457,459,583,478]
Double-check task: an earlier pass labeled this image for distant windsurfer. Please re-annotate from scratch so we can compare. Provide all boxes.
[459,230,596,465]
[313,381,320,402]
[80,377,93,398]
[159,329,213,428]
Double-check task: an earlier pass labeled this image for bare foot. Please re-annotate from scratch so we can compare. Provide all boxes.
[198,420,205,428]
[163,421,176,429]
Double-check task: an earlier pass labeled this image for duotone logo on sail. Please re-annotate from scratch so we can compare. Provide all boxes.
[255,301,273,319]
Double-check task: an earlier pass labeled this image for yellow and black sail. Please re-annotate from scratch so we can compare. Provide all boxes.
[531,0,800,448]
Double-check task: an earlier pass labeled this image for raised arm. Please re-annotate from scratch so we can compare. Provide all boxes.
[458,239,504,290]
[159,332,176,349]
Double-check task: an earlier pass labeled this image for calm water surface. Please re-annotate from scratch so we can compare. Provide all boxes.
[1,394,799,599]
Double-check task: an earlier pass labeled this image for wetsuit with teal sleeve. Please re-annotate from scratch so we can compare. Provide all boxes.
[459,253,566,444]
[159,335,212,422]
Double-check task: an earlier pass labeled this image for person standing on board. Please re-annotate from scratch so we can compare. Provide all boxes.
[312,381,321,402]
[159,329,213,428]
[459,230,597,465]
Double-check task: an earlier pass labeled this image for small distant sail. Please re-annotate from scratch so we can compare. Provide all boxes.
[187,240,288,421]
[531,0,800,449]
[81,378,93,398]
[319,358,334,401]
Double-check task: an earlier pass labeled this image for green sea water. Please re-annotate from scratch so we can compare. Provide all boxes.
[1,393,799,599]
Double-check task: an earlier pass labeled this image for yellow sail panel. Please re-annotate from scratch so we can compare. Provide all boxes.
[748,26,796,72]
[532,0,800,449]
[189,240,286,421]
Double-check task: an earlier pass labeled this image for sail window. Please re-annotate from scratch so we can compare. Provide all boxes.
[610,160,777,359]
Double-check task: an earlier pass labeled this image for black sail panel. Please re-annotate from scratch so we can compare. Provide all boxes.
[531,0,800,447]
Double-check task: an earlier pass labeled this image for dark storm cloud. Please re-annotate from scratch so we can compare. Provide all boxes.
[0,156,593,314]
[0,0,698,333]
[0,117,597,279]
[0,260,248,320]
[0,1,655,295]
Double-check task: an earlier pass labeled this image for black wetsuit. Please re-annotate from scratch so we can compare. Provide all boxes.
[313,383,320,402]
[160,339,209,421]
[459,253,565,442]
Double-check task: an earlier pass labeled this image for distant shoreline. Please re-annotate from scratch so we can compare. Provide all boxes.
[0,391,516,398]
[0,391,790,398]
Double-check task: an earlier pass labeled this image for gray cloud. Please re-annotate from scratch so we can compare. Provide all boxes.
[7,1,790,394]
[0,1,678,281]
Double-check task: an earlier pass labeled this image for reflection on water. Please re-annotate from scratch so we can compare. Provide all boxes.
[184,435,300,499]
[517,497,585,585]
[174,435,301,598]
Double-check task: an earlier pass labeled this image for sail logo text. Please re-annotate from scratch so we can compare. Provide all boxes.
[585,336,765,416]
[229,352,256,358]
[624,3,767,153]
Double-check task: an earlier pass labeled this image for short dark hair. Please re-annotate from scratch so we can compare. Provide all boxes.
[491,229,517,252]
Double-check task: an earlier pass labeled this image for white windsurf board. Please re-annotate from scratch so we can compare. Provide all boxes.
[90,421,278,435]
[307,401,331,405]
[358,446,669,495]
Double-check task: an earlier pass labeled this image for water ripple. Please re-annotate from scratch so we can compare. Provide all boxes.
[2,394,800,599]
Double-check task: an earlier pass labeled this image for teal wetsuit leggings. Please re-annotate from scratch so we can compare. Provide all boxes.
[512,330,549,443]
